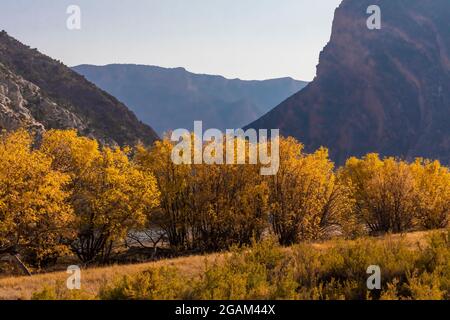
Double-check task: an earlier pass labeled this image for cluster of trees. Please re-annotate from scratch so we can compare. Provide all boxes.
[1,129,449,268]
[136,136,450,250]
[341,154,450,234]
[0,130,159,267]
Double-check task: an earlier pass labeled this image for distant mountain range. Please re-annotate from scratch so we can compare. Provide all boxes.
[247,0,450,165]
[0,31,158,146]
[73,64,307,136]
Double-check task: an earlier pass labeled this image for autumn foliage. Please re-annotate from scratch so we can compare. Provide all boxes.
[1,129,449,269]
[0,130,74,267]
[0,129,160,267]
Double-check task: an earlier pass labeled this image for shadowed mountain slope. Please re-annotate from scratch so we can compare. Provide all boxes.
[73,64,307,135]
[247,0,450,164]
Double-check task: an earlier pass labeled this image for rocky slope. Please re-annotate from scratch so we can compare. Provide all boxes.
[0,32,158,146]
[73,64,307,135]
[0,63,85,134]
[247,0,450,164]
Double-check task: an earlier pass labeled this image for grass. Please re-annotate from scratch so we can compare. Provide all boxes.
[0,230,439,300]
[0,253,222,300]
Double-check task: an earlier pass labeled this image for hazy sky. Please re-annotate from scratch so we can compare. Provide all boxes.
[0,0,341,81]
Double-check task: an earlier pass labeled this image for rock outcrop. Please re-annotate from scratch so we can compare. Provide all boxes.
[247,0,450,164]
[0,31,158,146]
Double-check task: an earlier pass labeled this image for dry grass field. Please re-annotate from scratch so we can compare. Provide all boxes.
[0,253,223,300]
[0,231,434,300]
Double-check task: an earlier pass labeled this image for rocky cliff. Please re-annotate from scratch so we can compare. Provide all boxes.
[247,0,450,164]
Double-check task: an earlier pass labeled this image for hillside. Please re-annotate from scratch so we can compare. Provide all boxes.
[73,64,307,135]
[0,32,158,146]
[247,0,450,165]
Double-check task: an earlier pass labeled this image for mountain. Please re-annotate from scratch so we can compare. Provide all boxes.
[247,0,450,165]
[73,64,307,135]
[0,31,158,146]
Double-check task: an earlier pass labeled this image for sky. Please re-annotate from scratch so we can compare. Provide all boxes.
[0,0,341,81]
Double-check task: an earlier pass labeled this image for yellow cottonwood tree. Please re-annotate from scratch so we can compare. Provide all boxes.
[410,159,450,229]
[40,129,100,177]
[0,130,74,267]
[41,130,160,263]
[135,138,193,250]
[190,137,269,250]
[268,137,350,244]
[341,154,416,234]
[136,135,269,251]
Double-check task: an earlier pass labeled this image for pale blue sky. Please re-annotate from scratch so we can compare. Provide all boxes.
[0,0,341,81]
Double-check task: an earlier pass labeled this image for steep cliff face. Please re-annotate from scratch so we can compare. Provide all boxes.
[0,32,158,146]
[247,0,450,164]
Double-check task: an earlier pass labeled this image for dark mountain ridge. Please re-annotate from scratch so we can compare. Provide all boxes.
[0,31,158,146]
[73,64,307,135]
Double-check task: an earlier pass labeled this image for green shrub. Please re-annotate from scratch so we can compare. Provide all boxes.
[32,282,94,300]
[191,238,298,300]
[405,271,445,300]
[99,267,190,300]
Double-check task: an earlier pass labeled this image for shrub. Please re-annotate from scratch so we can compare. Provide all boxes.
[405,271,445,300]
[32,282,94,300]
[342,155,450,235]
[77,231,450,300]
[99,267,189,300]
[411,160,450,230]
[191,239,298,300]
[268,139,352,244]
[341,154,417,234]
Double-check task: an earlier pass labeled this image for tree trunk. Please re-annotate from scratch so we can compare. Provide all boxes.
[12,254,32,276]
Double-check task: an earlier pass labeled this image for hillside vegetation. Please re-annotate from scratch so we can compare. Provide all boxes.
[0,230,448,300]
